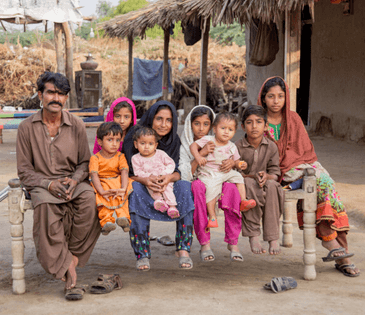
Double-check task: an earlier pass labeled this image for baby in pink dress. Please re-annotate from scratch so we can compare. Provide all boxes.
[131,127,180,219]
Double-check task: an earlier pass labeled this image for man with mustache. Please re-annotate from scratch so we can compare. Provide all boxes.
[16,72,100,300]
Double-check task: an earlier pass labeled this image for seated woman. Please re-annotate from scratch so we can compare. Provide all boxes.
[179,105,244,262]
[258,76,360,277]
[123,101,195,271]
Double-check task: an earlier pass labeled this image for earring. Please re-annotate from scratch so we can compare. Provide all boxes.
[40,101,43,108]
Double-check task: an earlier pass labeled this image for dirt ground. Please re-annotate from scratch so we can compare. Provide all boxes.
[0,127,365,315]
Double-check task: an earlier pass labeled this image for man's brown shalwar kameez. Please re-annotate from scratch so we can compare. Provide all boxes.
[17,110,100,279]
[235,136,284,241]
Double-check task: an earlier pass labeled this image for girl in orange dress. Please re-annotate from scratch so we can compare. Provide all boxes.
[89,122,133,235]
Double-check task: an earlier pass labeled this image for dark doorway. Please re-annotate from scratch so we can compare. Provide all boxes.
[297,5,312,125]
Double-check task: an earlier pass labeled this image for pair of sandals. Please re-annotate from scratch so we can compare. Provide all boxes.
[200,246,244,262]
[136,256,193,271]
[65,274,123,301]
[322,247,359,277]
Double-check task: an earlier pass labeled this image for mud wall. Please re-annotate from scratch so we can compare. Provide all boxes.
[309,1,365,142]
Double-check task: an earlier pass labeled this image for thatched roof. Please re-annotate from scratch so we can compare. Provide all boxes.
[101,0,188,39]
[0,0,83,25]
[182,0,313,26]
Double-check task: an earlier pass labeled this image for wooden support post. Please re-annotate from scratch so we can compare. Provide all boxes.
[54,23,65,75]
[282,199,296,248]
[199,18,210,105]
[302,168,317,280]
[8,178,25,294]
[162,28,170,100]
[284,8,301,112]
[127,35,133,100]
[62,22,76,109]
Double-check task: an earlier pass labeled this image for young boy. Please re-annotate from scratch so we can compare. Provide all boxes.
[235,105,284,255]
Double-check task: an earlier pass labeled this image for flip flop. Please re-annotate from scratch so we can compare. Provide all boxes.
[150,236,158,241]
[90,274,123,294]
[322,247,354,262]
[200,249,215,262]
[335,263,360,277]
[136,258,150,271]
[64,286,86,301]
[157,235,175,246]
[229,251,244,262]
[179,256,193,269]
[263,277,297,293]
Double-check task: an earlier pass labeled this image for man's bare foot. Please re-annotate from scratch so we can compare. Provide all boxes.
[322,239,360,276]
[269,240,281,255]
[227,244,243,261]
[201,244,214,261]
[249,236,266,254]
[175,250,192,268]
[65,255,78,290]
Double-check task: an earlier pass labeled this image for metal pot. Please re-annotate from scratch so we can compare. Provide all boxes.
[80,53,98,70]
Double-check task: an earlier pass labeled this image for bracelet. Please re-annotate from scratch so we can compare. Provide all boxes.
[47,181,53,191]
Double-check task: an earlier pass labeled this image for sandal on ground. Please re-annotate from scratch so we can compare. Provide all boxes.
[179,256,193,269]
[136,258,150,271]
[157,235,175,246]
[167,207,180,219]
[90,274,123,294]
[263,277,297,293]
[116,217,130,232]
[322,247,354,262]
[64,286,86,301]
[200,249,215,262]
[240,199,257,212]
[335,263,360,277]
[206,218,218,229]
[101,222,117,235]
[229,251,244,262]
[154,199,169,212]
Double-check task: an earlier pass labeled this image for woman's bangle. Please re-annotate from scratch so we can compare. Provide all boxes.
[47,181,53,191]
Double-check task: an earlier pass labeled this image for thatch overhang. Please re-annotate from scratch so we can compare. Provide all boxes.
[100,0,188,39]
[181,0,313,26]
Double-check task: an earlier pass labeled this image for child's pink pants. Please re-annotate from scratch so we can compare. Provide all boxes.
[192,179,242,245]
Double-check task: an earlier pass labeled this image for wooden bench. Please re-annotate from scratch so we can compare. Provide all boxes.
[6,169,317,294]
[0,109,103,144]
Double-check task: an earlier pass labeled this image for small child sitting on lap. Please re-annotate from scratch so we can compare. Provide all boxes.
[131,126,180,219]
[190,112,256,230]
[89,122,133,235]
[235,105,284,255]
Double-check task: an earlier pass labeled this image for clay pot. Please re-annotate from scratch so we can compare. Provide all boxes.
[80,53,98,70]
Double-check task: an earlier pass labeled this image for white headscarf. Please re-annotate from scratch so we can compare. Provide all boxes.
[179,105,216,182]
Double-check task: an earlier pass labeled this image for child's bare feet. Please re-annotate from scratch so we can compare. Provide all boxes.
[269,240,281,255]
[322,239,360,276]
[65,255,78,290]
[249,236,266,254]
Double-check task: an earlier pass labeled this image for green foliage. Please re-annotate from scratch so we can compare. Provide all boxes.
[112,0,148,17]
[0,30,54,47]
[96,0,114,18]
[144,22,182,40]
[75,23,93,40]
[210,22,245,47]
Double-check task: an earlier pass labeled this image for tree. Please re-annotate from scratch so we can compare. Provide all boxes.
[96,0,113,18]
[113,0,148,16]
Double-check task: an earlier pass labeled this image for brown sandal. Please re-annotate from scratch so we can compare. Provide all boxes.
[90,274,123,294]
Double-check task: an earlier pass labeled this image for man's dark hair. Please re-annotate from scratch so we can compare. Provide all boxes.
[97,122,123,140]
[36,72,71,94]
[241,105,268,125]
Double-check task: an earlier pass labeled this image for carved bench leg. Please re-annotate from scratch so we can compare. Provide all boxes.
[282,199,296,248]
[8,180,26,294]
[302,171,317,280]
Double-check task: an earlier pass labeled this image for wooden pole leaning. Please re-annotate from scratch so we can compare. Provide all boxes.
[162,28,170,100]
[199,18,210,105]
[62,22,76,109]
[8,178,25,294]
[54,23,65,75]
[127,35,133,100]
[302,168,317,280]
